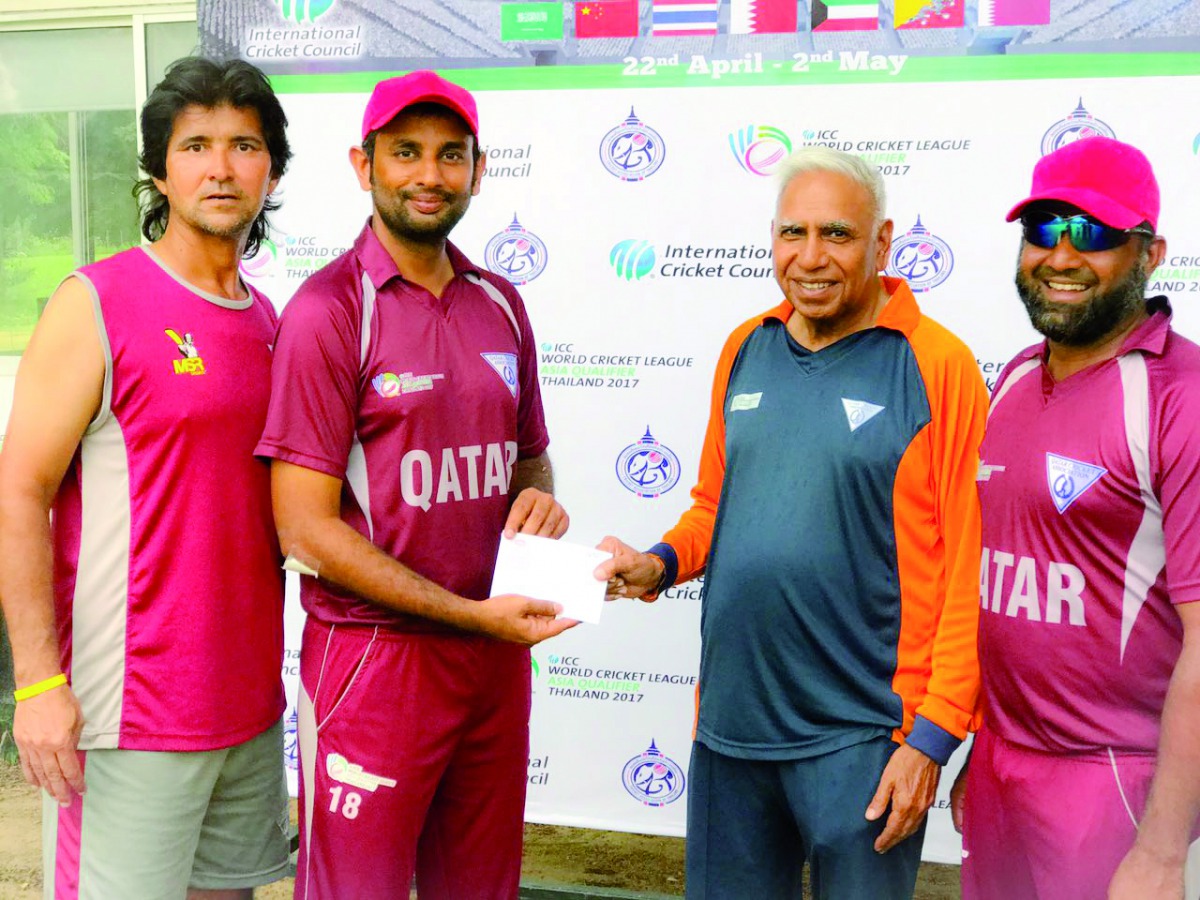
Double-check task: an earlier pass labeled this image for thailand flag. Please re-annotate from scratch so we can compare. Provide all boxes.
[730,0,797,34]
[651,0,719,35]
[979,0,1049,26]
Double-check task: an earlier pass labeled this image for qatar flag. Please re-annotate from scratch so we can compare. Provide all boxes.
[730,0,798,34]
[979,0,1050,26]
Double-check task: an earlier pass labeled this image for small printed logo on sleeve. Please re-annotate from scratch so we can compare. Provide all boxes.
[842,398,884,432]
[1046,453,1106,513]
[371,371,445,397]
[729,392,762,412]
[977,462,1006,482]
[165,328,205,375]
[481,352,519,397]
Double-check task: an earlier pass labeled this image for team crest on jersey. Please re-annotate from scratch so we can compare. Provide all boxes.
[615,427,681,498]
[621,739,685,807]
[1046,453,1106,514]
[842,398,885,432]
[481,352,519,397]
[372,371,445,397]
[165,328,206,375]
[600,108,666,182]
[1040,99,1116,157]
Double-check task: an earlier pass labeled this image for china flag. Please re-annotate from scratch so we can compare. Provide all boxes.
[575,0,640,37]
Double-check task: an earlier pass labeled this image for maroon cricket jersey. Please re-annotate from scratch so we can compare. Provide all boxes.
[256,222,549,628]
[54,247,285,751]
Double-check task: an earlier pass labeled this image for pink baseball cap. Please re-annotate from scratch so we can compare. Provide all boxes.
[361,70,479,142]
[1006,136,1159,231]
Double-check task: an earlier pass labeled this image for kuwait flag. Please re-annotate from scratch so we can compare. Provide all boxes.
[979,0,1049,26]
[651,0,720,35]
[811,0,878,31]
[575,0,639,36]
[894,0,964,28]
[730,0,797,34]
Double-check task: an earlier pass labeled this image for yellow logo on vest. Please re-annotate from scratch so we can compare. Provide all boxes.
[165,328,206,375]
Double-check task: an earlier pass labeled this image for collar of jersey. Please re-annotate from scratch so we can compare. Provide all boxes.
[1015,302,1173,366]
[354,218,485,291]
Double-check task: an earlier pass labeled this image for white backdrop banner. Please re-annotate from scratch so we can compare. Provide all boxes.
[191,0,1200,867]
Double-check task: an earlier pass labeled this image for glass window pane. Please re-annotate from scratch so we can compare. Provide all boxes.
[0,28,136,355]
[146,21,201,89]
[0,28,134,114]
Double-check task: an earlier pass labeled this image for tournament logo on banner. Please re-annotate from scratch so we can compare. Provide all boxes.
[610,239,656,280]
[729,125,792,176]
[284,707,299,774]
[622,739,686,807]
[615,427,681,497]
[276,0,336,23]
[1040,99,1116,156]
[887,216,954,292]
[600,108,666,181]
[485,214,549,285]
[240,237,279,279]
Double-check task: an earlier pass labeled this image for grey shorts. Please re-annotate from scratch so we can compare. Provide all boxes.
[43,719,290,899]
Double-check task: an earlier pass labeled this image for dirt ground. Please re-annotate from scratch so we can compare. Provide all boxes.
[0,765,960,899]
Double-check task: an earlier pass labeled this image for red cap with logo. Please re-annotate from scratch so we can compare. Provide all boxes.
[361,70,479,142]
[1006,136,1159,231]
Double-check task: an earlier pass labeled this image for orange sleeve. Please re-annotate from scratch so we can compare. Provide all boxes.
[661,307,784,583]
[896,317,988,742]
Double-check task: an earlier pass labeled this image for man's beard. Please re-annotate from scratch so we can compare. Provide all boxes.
[1015,252,1148,347]
[373,184,470,247]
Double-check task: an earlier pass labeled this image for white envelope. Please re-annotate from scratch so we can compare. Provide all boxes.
[490,533,612,624]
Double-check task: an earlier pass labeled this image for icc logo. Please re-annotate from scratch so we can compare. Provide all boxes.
[485,214,549,285]
[729,125,792,176]
[284,707,299,773]
[887,216,954,293]
[276,0,336,23]
[600,108,666,181]
[616,427,681,498]
[622,740,686,807]
[610,239,656,281]
[1040,99,1116,156]
[240,238,278,280]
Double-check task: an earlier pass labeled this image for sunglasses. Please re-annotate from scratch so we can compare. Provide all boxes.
[1020,212,1154,253]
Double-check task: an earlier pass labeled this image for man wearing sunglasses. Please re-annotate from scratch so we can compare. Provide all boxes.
[955,137,1200,900]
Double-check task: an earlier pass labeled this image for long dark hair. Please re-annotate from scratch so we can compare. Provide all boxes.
[134,57,291,257]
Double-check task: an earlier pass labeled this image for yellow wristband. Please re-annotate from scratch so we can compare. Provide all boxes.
[13,674,68,703]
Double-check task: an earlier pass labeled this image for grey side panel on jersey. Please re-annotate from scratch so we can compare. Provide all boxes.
[1116,351,1165,662]
[72,415,131,749]
[464,271,521,346]
[987,357,1039,420]
[347,272,377,542]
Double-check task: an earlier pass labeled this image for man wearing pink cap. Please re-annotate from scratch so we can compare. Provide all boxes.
[953,136,1200,899]
[256,70,573,898]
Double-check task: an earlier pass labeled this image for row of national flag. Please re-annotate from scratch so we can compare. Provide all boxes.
[502,0,1049,40]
